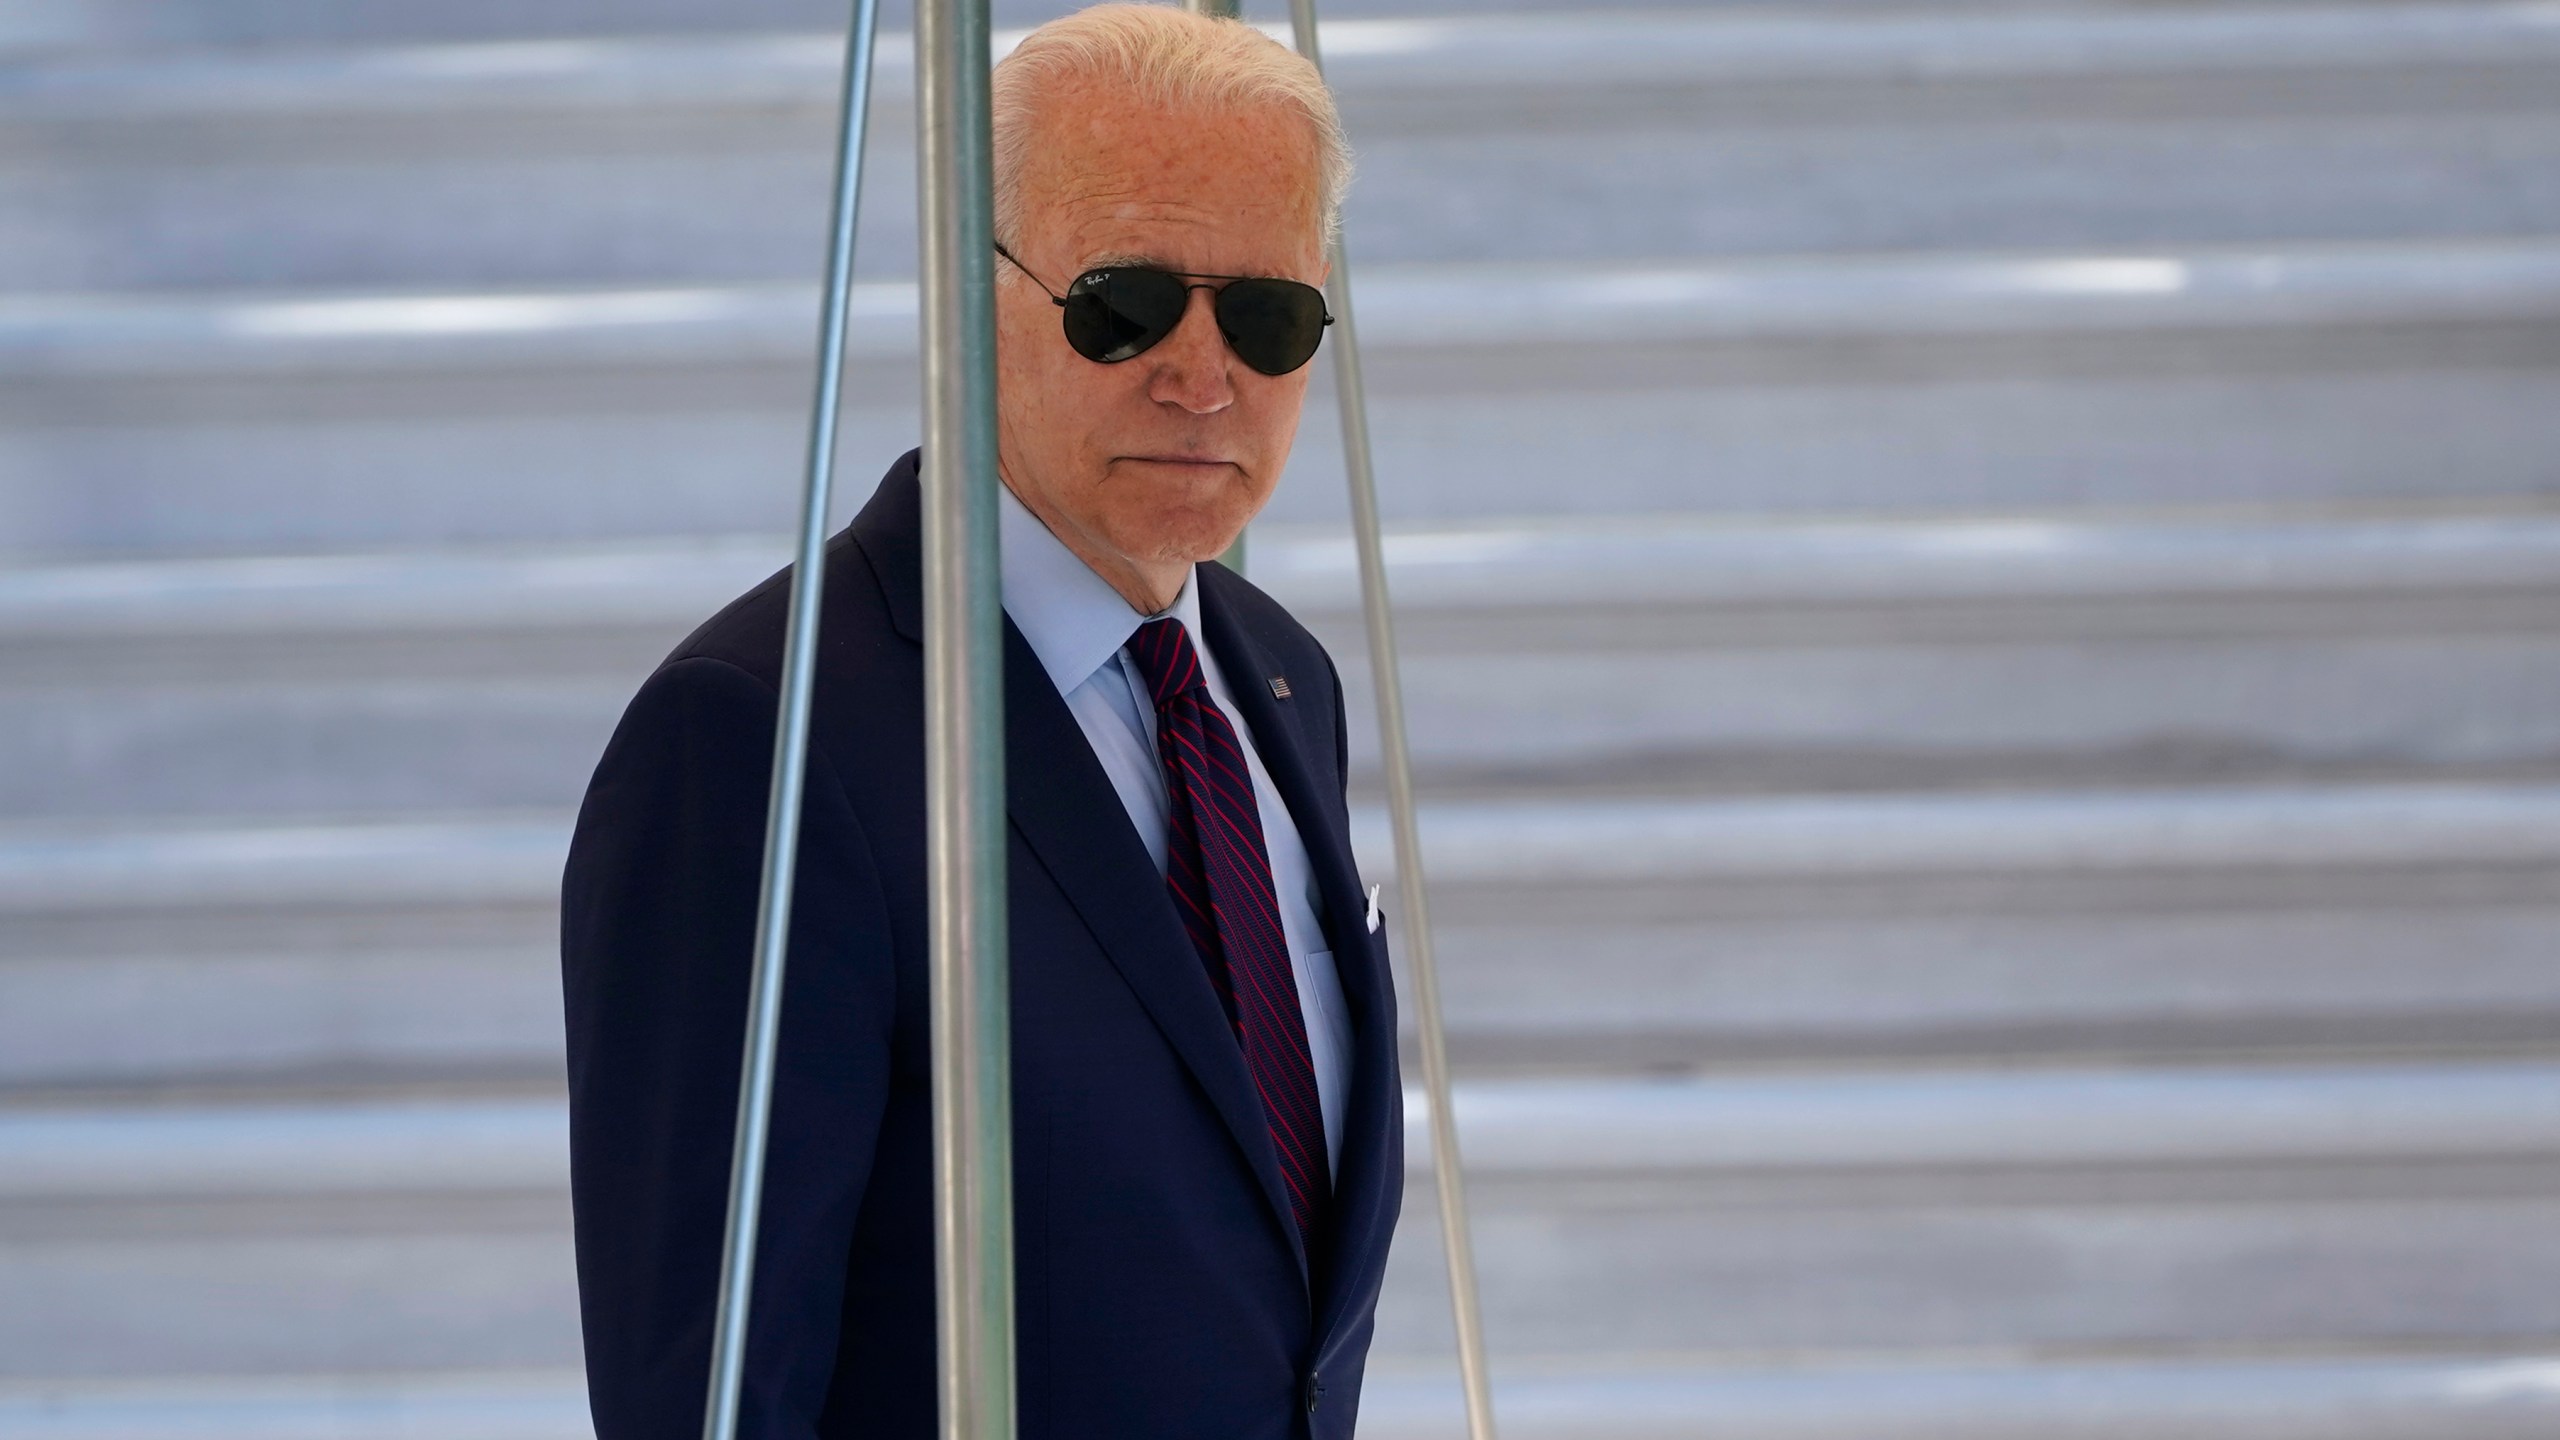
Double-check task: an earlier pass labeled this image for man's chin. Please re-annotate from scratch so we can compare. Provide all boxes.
[1115,513,1251,568]
[1153,529,1248,566]
[1085,470,1268,568]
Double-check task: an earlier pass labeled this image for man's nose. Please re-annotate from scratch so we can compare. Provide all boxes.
[1144,286,1235,415]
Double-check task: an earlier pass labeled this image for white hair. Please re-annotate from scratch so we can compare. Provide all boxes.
[991,3,1353,252]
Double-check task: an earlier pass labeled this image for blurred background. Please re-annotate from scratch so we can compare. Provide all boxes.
[5,0,2560,1434]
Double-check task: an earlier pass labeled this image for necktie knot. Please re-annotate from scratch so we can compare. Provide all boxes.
[1124,616,1208,709]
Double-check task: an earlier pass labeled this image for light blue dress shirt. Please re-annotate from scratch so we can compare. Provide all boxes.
[999,483,1351,1179]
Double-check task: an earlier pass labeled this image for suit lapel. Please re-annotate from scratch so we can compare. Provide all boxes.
[854,456,1311,1281]
[1000,627,1315,1281]
[1198,568,1405,1361]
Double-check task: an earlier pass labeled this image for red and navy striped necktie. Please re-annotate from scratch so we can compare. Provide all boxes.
[1123,617,1327,1248]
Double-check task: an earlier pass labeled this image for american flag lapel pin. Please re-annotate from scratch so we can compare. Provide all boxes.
[1268,675,1292,699]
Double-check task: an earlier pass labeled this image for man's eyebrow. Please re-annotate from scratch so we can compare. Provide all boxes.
[1073,251,1281,280]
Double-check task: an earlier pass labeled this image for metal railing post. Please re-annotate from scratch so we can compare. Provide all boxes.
[917,0,1016,1438]
[1285,4,1501,1438]
[1185,0,1247,576]
[700,2,882,1438]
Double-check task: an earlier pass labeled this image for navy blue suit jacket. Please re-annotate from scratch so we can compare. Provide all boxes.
[561,451,1404,1439]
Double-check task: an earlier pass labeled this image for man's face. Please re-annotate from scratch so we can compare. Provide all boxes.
[995,79,1328,605]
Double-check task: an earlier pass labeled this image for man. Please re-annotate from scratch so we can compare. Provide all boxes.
[559,7,1401,1437]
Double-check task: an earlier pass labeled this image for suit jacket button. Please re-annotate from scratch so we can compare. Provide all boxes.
[1304,1371,1324,1413]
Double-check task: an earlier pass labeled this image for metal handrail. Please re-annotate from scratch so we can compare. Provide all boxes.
[1282,3,1503,1437]
[1188,0,1248,573]
[916,0,1016,1436]
[700,2,883,1438]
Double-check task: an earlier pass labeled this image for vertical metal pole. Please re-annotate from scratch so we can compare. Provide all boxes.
[1185,0,1246,573]
[918,0,1015,1438]
[700,2,881,1439]
[1285,4,1499,1439]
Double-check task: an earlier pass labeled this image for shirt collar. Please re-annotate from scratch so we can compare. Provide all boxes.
[998,481,1198,698]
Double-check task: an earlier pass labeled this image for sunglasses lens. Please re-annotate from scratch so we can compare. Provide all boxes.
[1216,279,1329,376]
[1061,267,1188,363]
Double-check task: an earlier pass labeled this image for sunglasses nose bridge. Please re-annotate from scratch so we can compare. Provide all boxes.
[1176,280,1223,332]
[1142,282,1241,412]
[1154,281,1232,358]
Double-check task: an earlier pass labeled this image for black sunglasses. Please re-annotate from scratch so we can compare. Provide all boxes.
[996,242,1332,377]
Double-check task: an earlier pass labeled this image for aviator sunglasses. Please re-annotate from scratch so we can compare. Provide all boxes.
[995,242,1332,377]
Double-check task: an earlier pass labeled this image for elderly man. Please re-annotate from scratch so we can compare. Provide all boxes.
[559,6,1401,1437]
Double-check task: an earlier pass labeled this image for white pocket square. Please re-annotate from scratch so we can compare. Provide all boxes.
[1364,883,1383,934]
